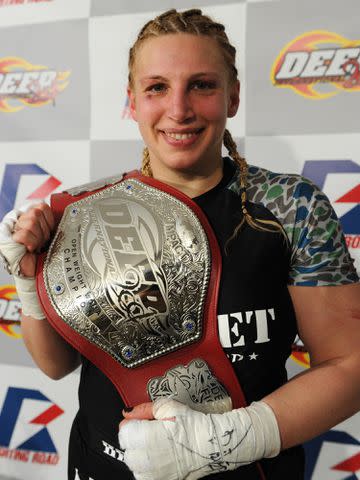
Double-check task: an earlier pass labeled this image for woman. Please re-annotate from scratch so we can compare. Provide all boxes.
[0,8,359,480]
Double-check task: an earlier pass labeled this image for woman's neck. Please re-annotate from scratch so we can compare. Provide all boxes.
[149,160,224,198]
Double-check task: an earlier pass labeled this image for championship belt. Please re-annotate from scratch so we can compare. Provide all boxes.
[36,171,248,413]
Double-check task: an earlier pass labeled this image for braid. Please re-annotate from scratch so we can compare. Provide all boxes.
[128,9,238,88]
[223,129,287,251]
[141,147,153,177]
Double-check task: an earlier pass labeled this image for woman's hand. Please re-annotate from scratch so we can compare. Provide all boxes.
[118,398,280,480]
[120,402,155,426]
[13,203,55,277]
[0,202,55,319]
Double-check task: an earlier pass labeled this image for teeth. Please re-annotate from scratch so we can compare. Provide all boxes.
[165,132,199,140]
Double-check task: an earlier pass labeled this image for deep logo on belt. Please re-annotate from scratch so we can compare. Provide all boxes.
[91,200,168,320]
[0,57,70,112]
[0,285,21,338]
[271,31,360,99]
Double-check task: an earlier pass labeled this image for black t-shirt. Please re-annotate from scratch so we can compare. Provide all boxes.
[68,158,358,480]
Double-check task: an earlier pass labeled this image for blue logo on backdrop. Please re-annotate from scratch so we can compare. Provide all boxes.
[0,387,63,453]
[305,430,360,479]
[0,164,61,220]
[302,160,360,235]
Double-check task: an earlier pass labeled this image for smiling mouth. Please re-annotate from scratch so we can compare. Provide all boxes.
[161,128,204,140]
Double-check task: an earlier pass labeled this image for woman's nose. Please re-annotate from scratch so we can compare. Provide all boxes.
[167,89,195,122]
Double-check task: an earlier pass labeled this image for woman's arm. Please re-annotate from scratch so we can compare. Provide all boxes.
[118,282,360,480]
[2,202,81,380]
[264,282,360,448]
[21,314,81,380]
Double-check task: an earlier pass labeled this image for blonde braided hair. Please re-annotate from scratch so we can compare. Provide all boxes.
[128,9,238,88]
[132,9,284,241]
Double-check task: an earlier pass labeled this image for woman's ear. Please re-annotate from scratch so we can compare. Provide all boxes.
[127,86,137,121]
[227,80,240,118]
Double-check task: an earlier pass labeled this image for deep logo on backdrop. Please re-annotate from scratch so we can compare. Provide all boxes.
[0,286,21,338]
[0,163,61,219]
[0,387,63,465]
[0,57,70,112]
[271,31,360,99]
[291,159,360,369]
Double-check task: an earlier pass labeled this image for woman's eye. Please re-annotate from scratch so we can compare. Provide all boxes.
[147,84,166,94]
[192,80,216,90]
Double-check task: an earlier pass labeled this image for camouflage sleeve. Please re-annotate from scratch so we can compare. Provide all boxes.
[244,165,359,287]
[287,178,359,286]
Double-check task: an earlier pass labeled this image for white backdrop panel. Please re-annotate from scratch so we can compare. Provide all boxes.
[0,0,90,27]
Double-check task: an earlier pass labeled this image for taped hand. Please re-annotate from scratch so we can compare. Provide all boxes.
[118,398,281,480]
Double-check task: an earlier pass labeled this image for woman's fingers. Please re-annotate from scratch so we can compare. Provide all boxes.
[39,203,55,231]
[120,402,154,427]
[19,252,37,278]
[12,204,55,253]
[122,402,154,420]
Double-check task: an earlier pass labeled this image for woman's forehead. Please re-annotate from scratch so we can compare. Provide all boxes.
[133,33,227,78]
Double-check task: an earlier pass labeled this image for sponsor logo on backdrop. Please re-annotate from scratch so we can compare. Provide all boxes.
[121,93,131,120]
[0,0,53,6]
[302,160,360,244]
[291,335,309,368]
[271,31,360,99]
[0,163,61,219]
[0,57,70,112]
[0,387,63,465]
[305,430,360,479]
[0,286,21,338]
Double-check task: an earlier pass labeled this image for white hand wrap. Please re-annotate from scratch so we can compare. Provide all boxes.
[119,398,281,480]
[0,203,46,320]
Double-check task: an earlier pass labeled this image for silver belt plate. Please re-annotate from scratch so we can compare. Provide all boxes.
[148,359,232,414]
[43,179,211,368]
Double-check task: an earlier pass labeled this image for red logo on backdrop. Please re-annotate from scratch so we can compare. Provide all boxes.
[291,335,309,369]
[271,31,360,99]
[0,0,53,8]
[0,285,21,339]
[122,92,132,119]
[0,57,70,112]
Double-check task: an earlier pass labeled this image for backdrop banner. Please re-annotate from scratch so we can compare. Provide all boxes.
[0,1,359,479]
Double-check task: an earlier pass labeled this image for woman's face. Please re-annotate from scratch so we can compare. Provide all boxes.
[128,33,239,177]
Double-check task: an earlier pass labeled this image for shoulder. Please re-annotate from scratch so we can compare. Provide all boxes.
[228,164,358,286]
[230,164,332,239]
[246,164,322,206]
[228,163,319,202]
[228,163,328,238]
